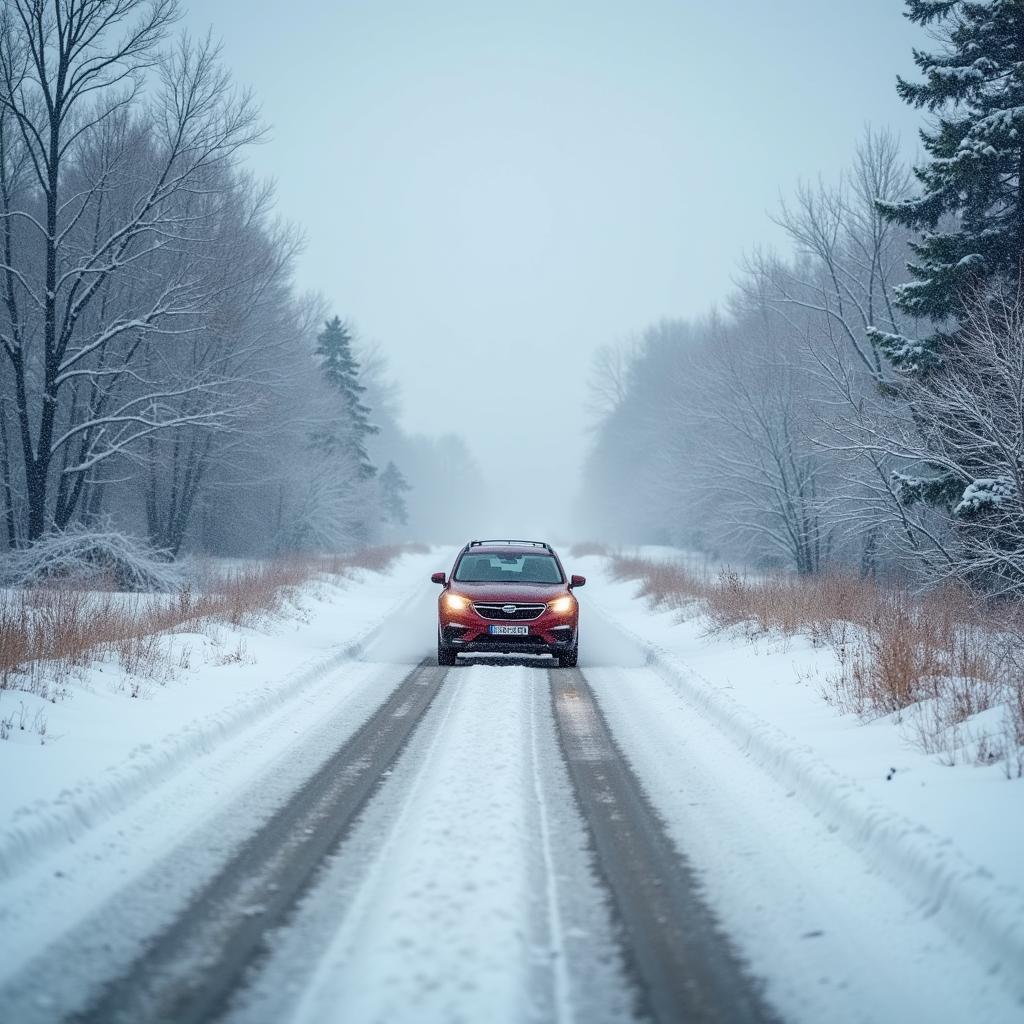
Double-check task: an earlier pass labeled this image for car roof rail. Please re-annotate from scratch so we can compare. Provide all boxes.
[468,538,552,551]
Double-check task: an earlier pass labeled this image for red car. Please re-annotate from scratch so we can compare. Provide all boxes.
[431,540,585,667]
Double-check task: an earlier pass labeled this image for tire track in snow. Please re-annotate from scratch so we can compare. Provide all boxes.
[528,674,574,1023]
[550,667,775,1024]
[70,658,448,1024]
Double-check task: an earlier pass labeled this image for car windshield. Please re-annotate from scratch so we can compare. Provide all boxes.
[454,553,563,584]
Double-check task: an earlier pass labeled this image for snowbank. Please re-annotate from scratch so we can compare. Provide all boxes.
[0,551,441,881]
[577,554,1024,1001]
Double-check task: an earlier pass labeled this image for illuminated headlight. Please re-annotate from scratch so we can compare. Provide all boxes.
[548,595,576,615]
[443,593,470,612]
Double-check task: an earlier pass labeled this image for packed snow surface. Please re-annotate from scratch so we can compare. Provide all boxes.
[0,545,1021,1022]
[230,663,633,1024]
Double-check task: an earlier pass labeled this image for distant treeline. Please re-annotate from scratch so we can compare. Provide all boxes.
[580,2,1024,596]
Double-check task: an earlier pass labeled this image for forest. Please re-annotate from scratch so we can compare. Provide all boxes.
[0,0,483,568]
[581,1,1024,598]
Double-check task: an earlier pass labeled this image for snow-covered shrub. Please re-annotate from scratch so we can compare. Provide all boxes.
[0,527,182,592]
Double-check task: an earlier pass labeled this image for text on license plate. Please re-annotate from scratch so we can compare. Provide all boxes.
[489,624,529,635]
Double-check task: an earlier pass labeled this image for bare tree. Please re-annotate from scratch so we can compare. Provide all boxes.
[137,176,304,554]
[586,338,636,422]
[739,128,938,574]
[0,1,262,542]
[680,311,833,574]
[754,128,912,388]
[847,285,1024,594]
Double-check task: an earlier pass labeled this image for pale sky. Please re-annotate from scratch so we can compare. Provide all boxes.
[184,0,923,534]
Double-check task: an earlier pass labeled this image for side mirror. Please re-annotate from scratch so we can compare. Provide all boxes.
[431,572,447,585]
[570,574,586,589]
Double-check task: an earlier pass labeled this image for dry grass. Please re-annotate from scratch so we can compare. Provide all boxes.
[0,545,411,699]
[610,555,1023,773]
[616,562,887,642]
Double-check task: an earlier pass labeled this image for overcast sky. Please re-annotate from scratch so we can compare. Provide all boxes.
[184,0,924,535]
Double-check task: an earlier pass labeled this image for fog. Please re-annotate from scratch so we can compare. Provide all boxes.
[5,6,1024,1021]
[179,0,921,536]
[0,0,929,554]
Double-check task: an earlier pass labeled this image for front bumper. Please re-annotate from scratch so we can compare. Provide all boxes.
[441,621,576,655]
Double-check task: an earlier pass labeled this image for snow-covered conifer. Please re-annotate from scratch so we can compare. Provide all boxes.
[875,0,1024,368]
[379,461,411,527]
[313,317,379,480]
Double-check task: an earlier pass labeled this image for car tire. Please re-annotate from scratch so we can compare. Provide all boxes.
[438,635,457,666]
[557,643,578,669]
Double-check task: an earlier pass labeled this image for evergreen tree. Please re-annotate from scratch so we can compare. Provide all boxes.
[872,0,1024,370]
[868,1,1024,571]
[379,461,411,526]
[313,317,378,479]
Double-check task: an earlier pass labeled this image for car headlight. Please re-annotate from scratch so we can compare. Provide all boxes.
[443,593,470,612]
[548,595,576,614]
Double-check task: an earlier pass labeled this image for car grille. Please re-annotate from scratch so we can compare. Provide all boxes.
[473,602,546,621]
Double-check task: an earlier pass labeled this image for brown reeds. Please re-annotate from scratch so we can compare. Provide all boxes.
[609,555,1022,771]
[0,546,409,695]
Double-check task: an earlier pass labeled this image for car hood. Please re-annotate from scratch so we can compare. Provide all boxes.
[450,582,566,604]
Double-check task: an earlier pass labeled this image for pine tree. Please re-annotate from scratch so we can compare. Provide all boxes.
[867,1,1024,568]
[379,461,411,526]
[872,0,1024,370]
[313,317,378,479]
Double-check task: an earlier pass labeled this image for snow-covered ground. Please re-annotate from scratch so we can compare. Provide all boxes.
[0,550,444,884]
[1,545,1022,1022]
[229,662,634,1024]
[576,553,1024,1016]
[575,553,1024,884]
[0,551,439,855]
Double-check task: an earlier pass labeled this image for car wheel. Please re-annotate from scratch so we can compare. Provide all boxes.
[557,643,578,669]
[438,634,457,666]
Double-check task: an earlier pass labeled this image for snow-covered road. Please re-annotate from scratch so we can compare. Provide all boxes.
[1,555,1022,1023]
[251,662,635,1024]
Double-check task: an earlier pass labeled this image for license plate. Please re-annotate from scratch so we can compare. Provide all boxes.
[489,624,529,635]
